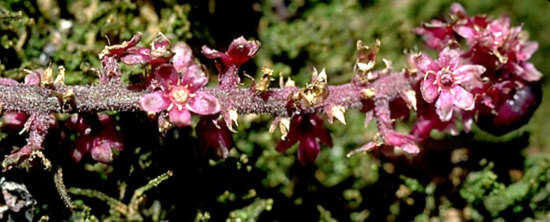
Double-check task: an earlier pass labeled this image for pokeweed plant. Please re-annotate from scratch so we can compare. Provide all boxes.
[0,0,543,204]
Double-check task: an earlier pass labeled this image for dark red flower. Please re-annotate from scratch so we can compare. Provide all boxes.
[476,81,542,135]
[276,114,332,165]
[202,36,260,67]
[196,116,233,159]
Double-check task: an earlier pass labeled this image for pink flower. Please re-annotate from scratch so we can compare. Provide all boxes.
[452,9,541,82]
[139,65,220,127]
[414,3,486,50]
[501,28,542,82]
[414,48,485,121]
[276,114,332,165]
[1,112,28,132]
[411,99,474,139]
[70,114,124,163]
[414,19,455,50]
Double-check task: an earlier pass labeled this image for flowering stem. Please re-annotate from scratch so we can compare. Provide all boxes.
[0,73,413,116]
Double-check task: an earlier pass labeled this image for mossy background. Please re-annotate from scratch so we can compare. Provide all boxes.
[1,0,549,221]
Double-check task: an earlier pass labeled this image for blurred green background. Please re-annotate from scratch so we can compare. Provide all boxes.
[1,0,549,221]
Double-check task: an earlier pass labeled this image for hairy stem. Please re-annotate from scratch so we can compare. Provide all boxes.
[0,72,414,116]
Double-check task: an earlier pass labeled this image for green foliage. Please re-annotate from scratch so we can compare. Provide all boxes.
[0,0,192,84]
[226,198,273,222]
[460,156,550,220]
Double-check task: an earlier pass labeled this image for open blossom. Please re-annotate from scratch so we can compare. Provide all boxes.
[276,114,332,165]
[414,47,485,121]
[450,6,541,82]
[140,63,220,127]
[500,28,542,82]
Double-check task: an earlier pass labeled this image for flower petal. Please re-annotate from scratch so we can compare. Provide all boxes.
[513,62,542,82]
[313,126,333,148]
[91,140,114,163]
[420,72,439,103]
[438,47,460,69]
[172,43,194,73]
[121,54,150,65]
[297,136,320,165]
[0,77,19,85]
[153,64,178,88]
[186,92,221,115]
[201,46,224,59]
[400,143,420,154]
[453,65,485,84]
[140,91,169,113]
[450,3,467,18]
[169,108,192,127]
[462,111,474,132]
[413,53,439,74]
[454,25,477,41]
[181,63,208,92]
[276,136,298,153]
[24,72,41,85]
[517,41,538,61]
[435,89,454,121]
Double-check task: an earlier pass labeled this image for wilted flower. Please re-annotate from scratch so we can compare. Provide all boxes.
[120,33,172,67]
[414,47,486,121]
[99,33,142,59]
[196,116,233,159]
[276,114,332,165]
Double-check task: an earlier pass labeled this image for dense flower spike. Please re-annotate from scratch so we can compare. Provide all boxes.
[413,48,485,121]
[0,3,544,171]
[276,114,332,165]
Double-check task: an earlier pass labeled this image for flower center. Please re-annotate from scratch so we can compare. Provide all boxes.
[170,87,189,104]
[439,69,454,87]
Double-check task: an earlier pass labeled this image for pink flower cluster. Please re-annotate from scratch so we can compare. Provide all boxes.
[100,33,222,128]
[1,3,542,169]
[68,114,124,163]
[411,3,542,138]
[138,43,221,127]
